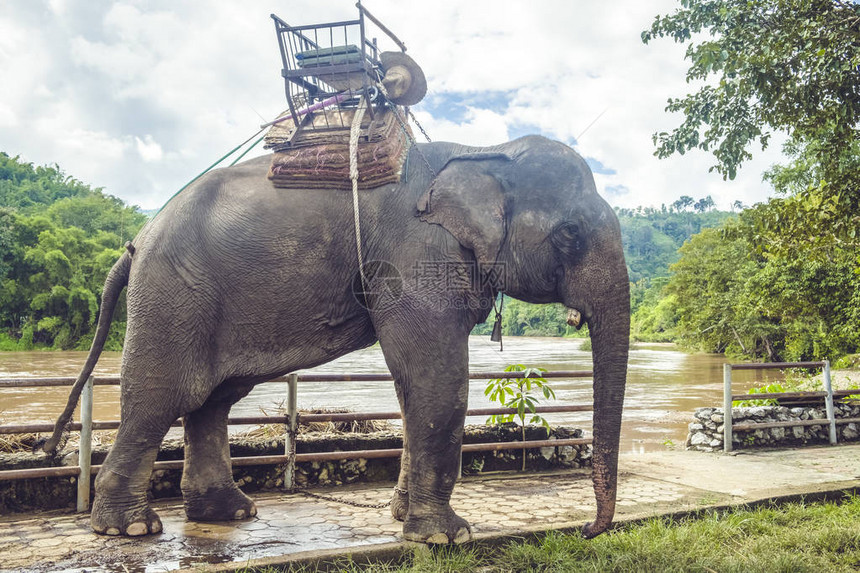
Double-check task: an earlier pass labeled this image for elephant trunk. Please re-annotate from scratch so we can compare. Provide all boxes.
[581,277,630,539]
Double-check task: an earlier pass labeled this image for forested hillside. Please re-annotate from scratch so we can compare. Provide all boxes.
[617,200,733,283]
[0,153,146,350]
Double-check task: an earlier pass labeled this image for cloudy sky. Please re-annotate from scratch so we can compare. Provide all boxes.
[1,1,786,211]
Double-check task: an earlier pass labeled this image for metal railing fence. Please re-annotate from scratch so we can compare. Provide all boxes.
[0,370,594,512]
[723,360,860,452]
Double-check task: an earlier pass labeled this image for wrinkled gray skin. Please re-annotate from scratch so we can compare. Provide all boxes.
[45,135,629,543]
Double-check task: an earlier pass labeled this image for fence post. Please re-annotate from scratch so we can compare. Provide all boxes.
[76,375,94,512]
[822,360,837,445]
[723,364,733,453]
[284,373,298,489]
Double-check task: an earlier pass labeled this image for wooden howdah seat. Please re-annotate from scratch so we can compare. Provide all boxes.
[265,4,425,191]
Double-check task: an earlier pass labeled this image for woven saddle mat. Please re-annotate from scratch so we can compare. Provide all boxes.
[267,107,412,191]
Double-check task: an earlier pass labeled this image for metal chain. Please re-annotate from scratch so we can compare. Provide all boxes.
[405,106,432,143]
[295,489,388,509]
[292,485,406,509]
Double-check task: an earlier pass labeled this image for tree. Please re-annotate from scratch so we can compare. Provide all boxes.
[671,195,694,212]
[0,153,145,350]
[643,0,860,181]
[693,195,715,212]
[643,1,860,254]
[661,208,860,361]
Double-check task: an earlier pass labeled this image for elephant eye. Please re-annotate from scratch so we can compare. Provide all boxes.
[551,222,585,259]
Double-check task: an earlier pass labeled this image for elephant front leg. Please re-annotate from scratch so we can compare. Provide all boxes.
[401,416,471,544]
[181,395,257,522]
[378,325,472,544]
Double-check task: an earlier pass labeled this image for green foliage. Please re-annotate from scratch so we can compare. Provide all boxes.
[630,278,678,342]
[618,203,732,343]
[485,365,555,428]
[503,299,583,337]
[472,297,587,338]
[643,0,860,181]
[664,209,860,361]
[832,354,860,369]
[616,203,732,283]
[0,153,146,349]
[734,383,786,407]
[484,364,556,470]
[644,0,860,271]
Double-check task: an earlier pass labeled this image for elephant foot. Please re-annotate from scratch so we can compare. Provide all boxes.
[91,468,163,536]
[92,499,163,537]
[184,486,258,522]
[581,519,611,539]
[402,507,472,545]
[390,487,409,522]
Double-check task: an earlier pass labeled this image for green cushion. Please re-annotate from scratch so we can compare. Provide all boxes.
[295,44,359,60]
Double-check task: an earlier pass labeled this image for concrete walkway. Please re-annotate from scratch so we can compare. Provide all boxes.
[1,444,859,572]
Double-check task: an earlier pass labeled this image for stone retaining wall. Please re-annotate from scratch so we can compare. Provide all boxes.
[686,402,860,452]
[0,423,591,513]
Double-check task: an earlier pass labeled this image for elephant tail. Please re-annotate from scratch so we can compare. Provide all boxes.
[40,250,133,455]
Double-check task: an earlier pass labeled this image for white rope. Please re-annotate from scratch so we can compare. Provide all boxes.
[350,95,370,292]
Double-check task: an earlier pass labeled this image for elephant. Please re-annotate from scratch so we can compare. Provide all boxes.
[43,134,630,544]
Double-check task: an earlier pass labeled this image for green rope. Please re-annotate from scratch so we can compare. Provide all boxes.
[229,133,267,166]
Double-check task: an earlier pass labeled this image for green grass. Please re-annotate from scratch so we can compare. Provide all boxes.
[250,495,860,572]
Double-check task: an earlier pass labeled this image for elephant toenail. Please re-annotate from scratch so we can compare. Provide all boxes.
[105,527,120,536]
[126,522,148,536]
[249,505,257,517]
[151,521,163,534]
[234,509,246,519]
[453,527,471,544]
[426,533,449,544]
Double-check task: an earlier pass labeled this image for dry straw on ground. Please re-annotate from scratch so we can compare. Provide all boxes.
[241,407,394,439]
[0,407,390,454]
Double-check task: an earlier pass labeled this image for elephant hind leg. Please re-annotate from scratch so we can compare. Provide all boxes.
[92,409,176,536]
[181,386,257,522]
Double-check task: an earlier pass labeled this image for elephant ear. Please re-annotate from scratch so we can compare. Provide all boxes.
[416,153,513,266]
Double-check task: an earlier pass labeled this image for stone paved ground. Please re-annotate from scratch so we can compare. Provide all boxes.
[1,444,858,573]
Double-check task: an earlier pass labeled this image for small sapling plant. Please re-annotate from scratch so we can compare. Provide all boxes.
[484,364,556,470]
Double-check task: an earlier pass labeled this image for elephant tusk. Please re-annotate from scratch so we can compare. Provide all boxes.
[566,308,582,328]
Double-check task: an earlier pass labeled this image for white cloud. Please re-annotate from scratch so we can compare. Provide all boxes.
[0,104,17,128]
[0,0,784,210]
[135,135,163,162]
[415,107,509,147]
[48,0,68,16]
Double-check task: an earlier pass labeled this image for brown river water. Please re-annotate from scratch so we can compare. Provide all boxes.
[0,337,782,452]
